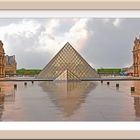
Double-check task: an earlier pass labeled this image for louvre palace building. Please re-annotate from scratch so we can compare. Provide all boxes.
[0,40,16,78]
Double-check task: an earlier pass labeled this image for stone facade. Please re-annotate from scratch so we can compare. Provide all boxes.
[0,41,5,78]
[133,37,140,77]
[0,40,16,77]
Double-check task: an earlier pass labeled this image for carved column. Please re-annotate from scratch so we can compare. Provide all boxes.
[137,54,138,76]
[133,51,139,77]
[134,54,136,76]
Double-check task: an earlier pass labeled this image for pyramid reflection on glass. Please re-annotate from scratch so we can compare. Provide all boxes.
[38,42,98,80]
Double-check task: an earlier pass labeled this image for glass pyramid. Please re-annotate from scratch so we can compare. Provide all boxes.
[54,69,80,81]
[38,42,98,80]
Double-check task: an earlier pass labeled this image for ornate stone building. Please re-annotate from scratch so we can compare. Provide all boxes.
[133,37,140,77]
[0,40,16,78]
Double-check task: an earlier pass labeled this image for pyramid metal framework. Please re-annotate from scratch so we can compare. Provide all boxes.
[38,42,98,80]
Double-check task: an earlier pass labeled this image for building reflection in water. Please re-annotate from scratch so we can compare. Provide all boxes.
[131,81,140,118]
[0,83,15,120]
[0,94,4,120]
[40,81,97,117]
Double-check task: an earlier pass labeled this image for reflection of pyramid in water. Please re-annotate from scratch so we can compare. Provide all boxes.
[40,81,96,117]
[38,42,98,80]
[55,69,80,81]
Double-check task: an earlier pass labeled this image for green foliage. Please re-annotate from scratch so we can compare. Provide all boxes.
[16,68,41,76]
[97,68,122,74]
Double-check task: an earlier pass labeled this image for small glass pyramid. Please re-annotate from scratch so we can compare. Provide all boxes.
[38,42,98,80]
[54,69,80,81]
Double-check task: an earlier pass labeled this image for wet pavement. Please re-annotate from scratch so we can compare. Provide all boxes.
[0,80,140,121]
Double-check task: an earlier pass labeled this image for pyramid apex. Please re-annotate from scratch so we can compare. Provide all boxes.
[65,42,71,45]
[64,42,75,49]
[63,42,73,49]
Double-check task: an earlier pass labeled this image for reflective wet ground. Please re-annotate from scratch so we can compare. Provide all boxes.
[0,80,140,121]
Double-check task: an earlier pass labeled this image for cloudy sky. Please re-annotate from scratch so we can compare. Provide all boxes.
[0,18,139,69]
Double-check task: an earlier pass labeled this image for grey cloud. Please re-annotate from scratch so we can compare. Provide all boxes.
[1,19,51,69]
[80,18,140,68]
[0,18,140,69]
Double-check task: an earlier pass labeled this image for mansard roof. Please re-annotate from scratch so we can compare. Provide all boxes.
[6,55,16,65]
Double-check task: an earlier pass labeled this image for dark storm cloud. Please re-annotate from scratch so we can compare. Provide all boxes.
[81,18,140,68]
